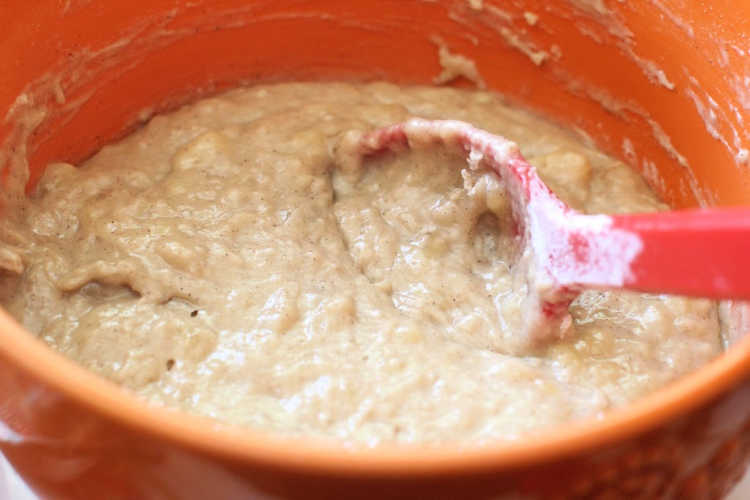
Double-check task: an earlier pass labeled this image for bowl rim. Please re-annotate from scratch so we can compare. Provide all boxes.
[1,305,749,476]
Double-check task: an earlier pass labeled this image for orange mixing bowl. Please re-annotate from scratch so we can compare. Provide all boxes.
[2,1,750,498]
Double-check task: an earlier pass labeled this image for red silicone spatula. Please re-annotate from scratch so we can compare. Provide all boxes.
[354,119,750,348]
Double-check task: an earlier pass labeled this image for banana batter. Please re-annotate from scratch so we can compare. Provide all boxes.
[0,82,722,445]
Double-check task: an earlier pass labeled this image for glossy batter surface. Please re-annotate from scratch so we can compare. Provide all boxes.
[0,83,722,445]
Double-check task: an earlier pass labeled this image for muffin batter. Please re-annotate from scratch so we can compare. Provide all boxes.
[0,83,722,445]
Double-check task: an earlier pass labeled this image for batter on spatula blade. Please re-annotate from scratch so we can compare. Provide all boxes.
[340,118,602,354]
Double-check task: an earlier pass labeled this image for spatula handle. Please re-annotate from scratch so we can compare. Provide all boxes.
[610,207,750,299]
